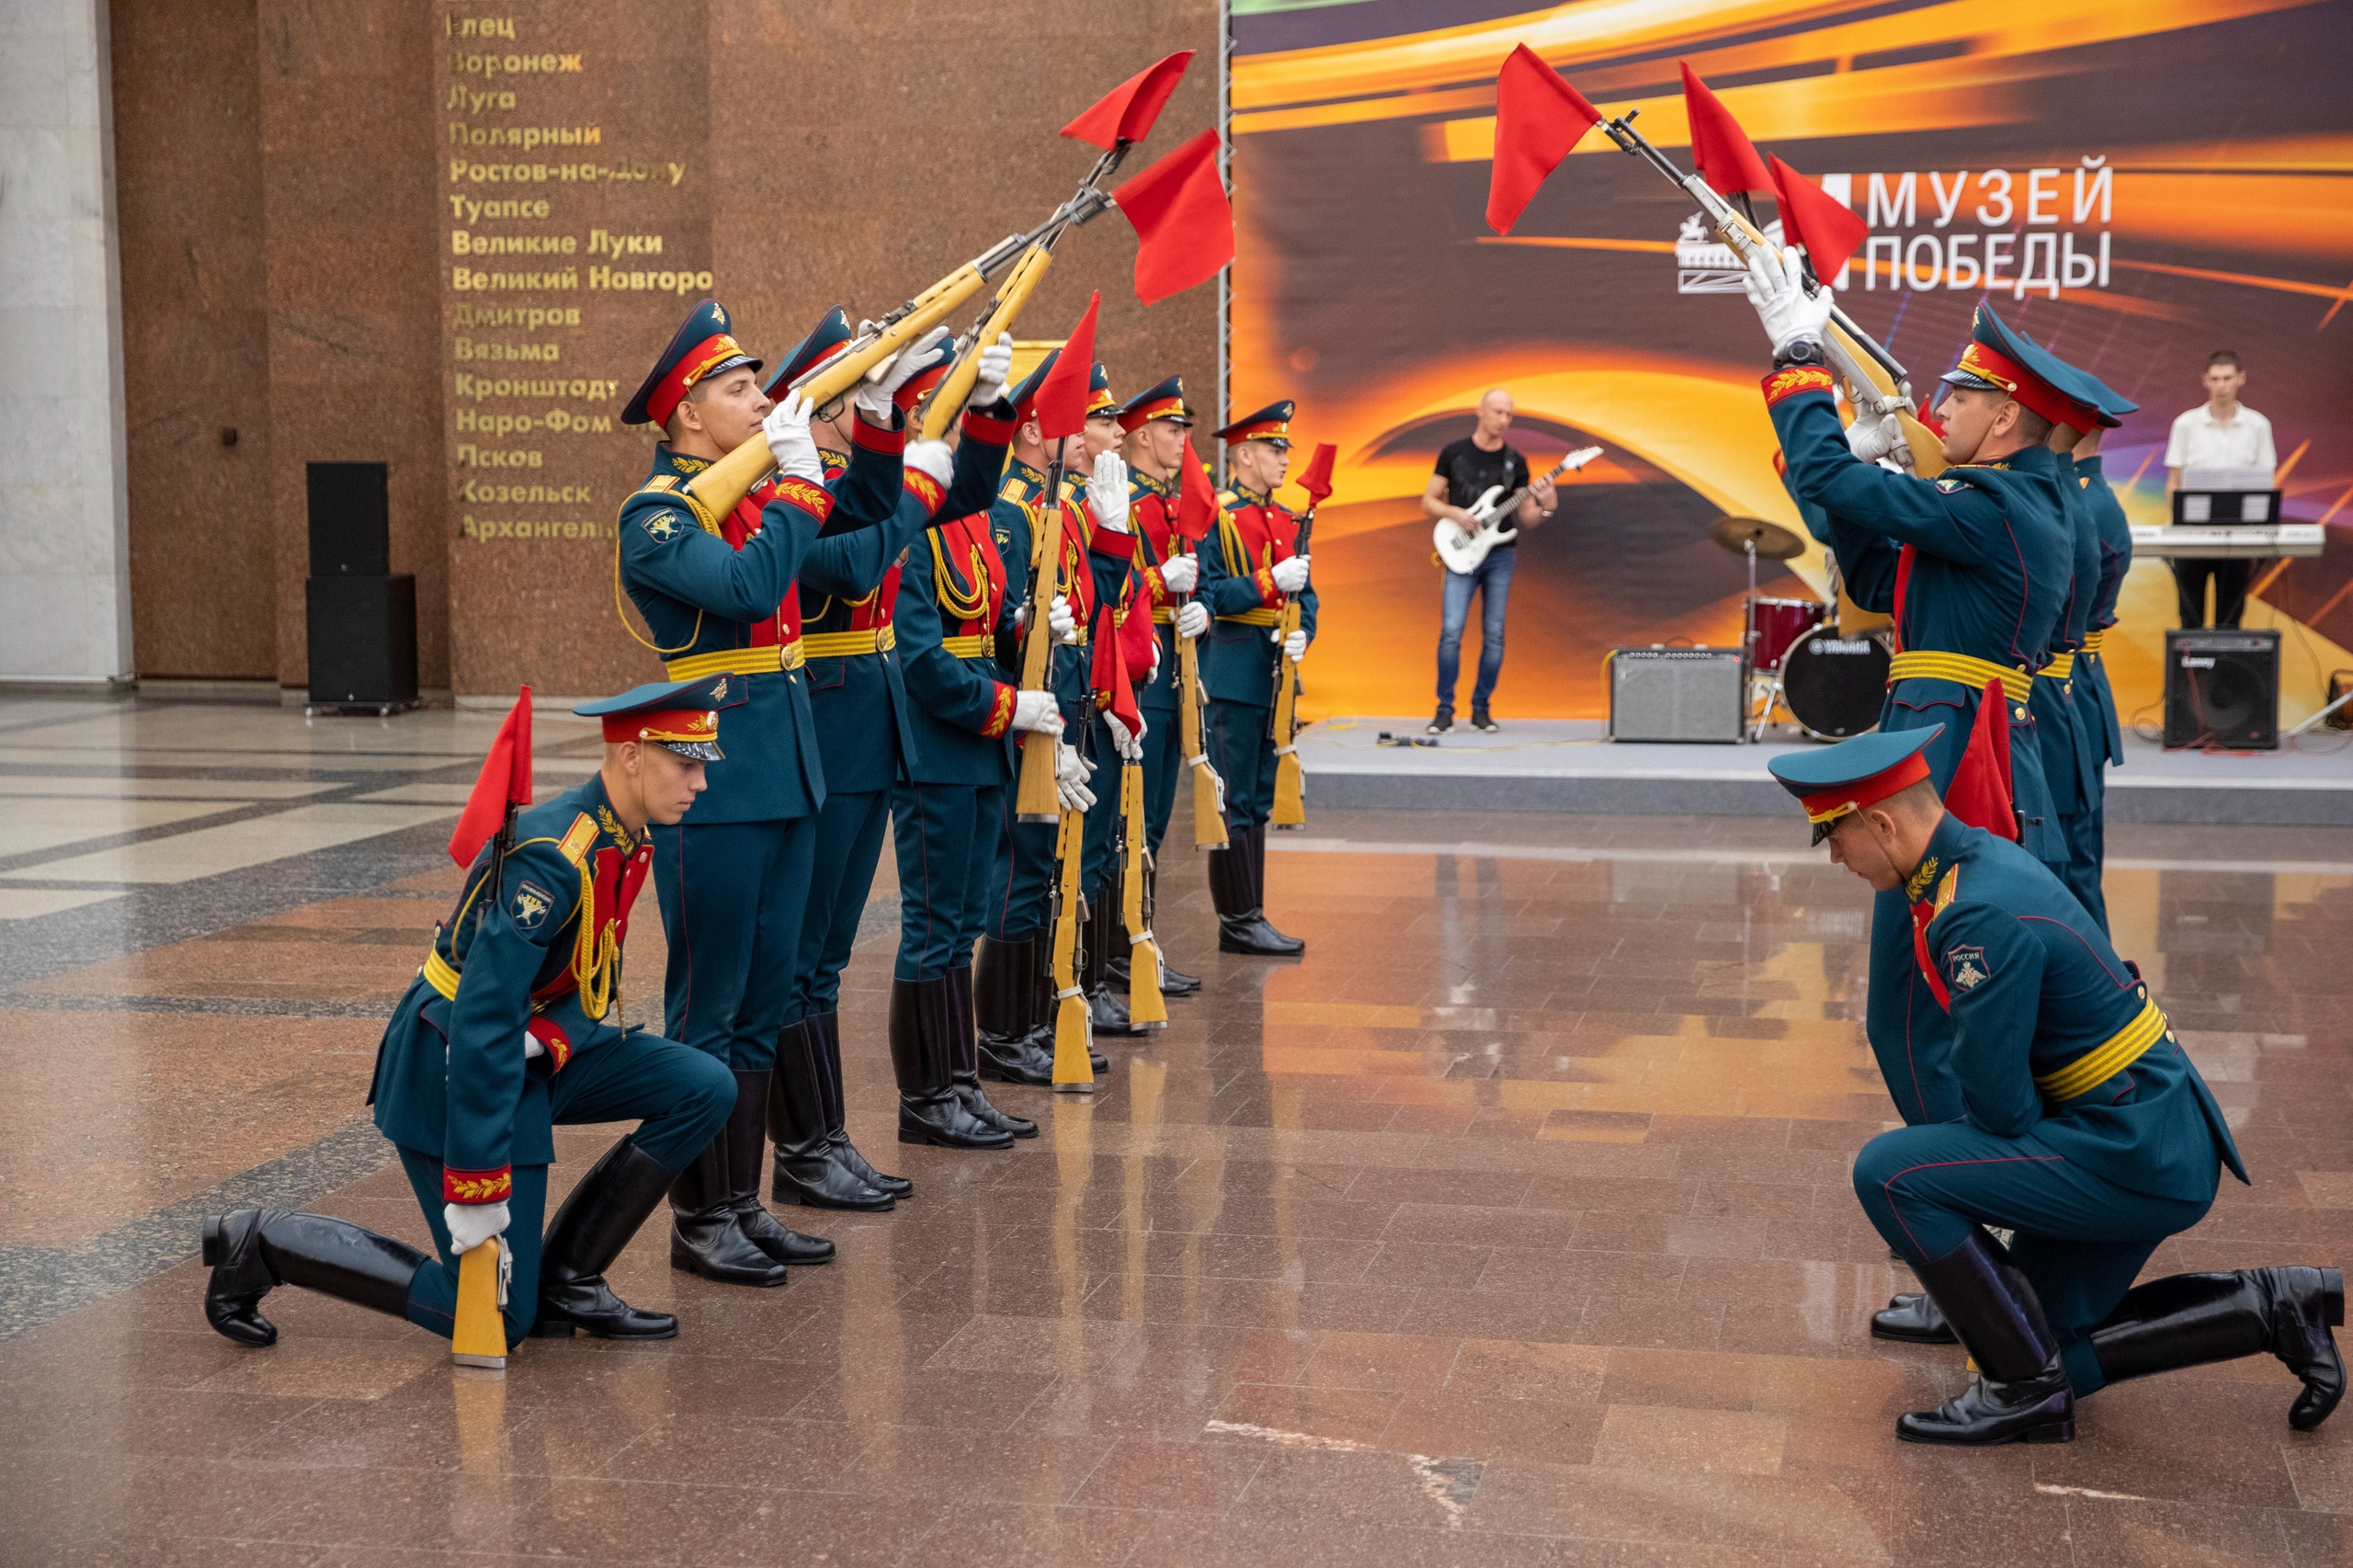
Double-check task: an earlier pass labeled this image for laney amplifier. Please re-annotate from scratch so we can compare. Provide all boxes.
[1608,647,1745,744]
[2164,629,2279,750]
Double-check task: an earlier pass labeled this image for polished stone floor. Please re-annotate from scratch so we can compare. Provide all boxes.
[1,696,2349,1566]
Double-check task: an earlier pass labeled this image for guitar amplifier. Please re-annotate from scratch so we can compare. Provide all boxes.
[1609,647,1745,744]
[2164,629,2279,750]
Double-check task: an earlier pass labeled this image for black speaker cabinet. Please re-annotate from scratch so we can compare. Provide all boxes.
[306,574,418,712]
[2164,629,2279,750]
[307,461,391,576]
[1608,647,1746,743]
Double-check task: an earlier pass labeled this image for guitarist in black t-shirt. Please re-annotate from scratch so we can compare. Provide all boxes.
[1422,389,1556,733]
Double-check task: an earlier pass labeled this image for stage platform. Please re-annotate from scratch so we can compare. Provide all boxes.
[1297,717,2353,827]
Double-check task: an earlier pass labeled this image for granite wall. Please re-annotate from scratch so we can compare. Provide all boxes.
[111,0,1222,697]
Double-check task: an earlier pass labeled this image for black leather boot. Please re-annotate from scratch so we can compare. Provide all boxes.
[892,976,1015,1149]
[1896,1232,2075,1446]
[768,1022,892,1212]
[202,1208,427,1347]
[533,1135,681,1339]
[727,1067,835,1263]
[2091,1267,2344,1431]
[813,1010,911,1200]
[949,962,1036,1140]
[1144,862,1201,996]
[1086,891,1145,1038]
[975,936,1052,1085]
[1210,829,1299,956]
[1243,824,1306,955]
[1873,1290,1959,1344]
[668,1123,790,1288]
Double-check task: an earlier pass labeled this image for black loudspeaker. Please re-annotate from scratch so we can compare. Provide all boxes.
[307,461,391,575]
[1608,647,1745,743]
[2164,629,2279,750]
[307,575,418,710]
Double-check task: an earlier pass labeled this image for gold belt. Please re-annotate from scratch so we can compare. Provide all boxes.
[2037,997,2167,1103]
[422,949,463,1002]
[801,625,895,658]
[1221,608,1281,628]
[942,633,993,659]
[1886,650,2033,706]
[664,642,805,680]
[1153,607,1175,625]
[2040,652,2076,680]
[2083,629,2108,655]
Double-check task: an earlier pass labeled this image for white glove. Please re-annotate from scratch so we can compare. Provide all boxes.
[970,332,1015,410]
[1743,243,1833,356]
[1159,554,1199,595]
[906,438,954,488]
[1283,630,1308,664]
[1011,690,1063,736]
[1105,712,1145,762]
[1145,637,1162,684]
[855,324,952,418]
[1088,453,1131,530]
[1049,594,1078,643]
[1176,601,1210,639]
[1271,554,1311,594]
[1054,742,1097,812]
[762,392,824,484]
[444,1200,510,1256]
[1845,411,1907,468]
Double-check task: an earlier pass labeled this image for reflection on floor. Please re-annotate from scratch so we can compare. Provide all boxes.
[2,697,2348,1566]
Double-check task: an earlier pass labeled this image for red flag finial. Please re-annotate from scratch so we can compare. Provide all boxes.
[1678,62,1773,199]
[1035,295,1101,441]
[1114,130,1233,305]
[1063,51,1196,151]
[1293,443,1337,506]
[1174,435,1218,542]
[449,687,534,868]
[1485,44,1604,235]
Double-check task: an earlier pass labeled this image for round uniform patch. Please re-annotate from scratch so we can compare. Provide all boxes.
[512,879,555,931]
[1943,943,1992,992]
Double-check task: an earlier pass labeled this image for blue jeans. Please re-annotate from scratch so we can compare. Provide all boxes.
[1436,548,1515,712]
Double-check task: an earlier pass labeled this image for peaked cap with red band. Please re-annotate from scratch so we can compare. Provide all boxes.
[1214,398,1294,449]
[1117,373,1192,432]
[624,299,761,427]
[763,306,854,401]
[573,675,731,763]
[1938,303,2094,431]
[1768,725,1942,846]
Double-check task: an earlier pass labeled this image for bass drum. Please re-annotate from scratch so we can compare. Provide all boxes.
[1781,626,1892,740]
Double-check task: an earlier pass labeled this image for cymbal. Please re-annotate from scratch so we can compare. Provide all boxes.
[1711,515,1807,562]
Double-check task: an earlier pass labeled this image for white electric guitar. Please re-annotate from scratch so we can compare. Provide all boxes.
[1431,447,1603,574]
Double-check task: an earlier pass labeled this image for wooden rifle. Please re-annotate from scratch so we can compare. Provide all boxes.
[1049,689,1097,1091]
[1268,505,1316,828]
[1120,747,1165,1027]
[679,151,1133,526]
[1176,539,1226,847]
[450,792,521,1373]
[1014,455,1071,822]
[1596,110,1945,478]
[918,141,1137,441]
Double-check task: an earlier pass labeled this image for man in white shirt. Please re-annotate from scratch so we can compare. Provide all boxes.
[2164,350,2278,628]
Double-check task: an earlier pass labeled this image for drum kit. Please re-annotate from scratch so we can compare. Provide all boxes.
[1710,516,1891,743]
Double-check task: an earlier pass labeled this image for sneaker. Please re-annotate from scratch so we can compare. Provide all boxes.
[1427,710,1453,734]
[1470,710,1499,733]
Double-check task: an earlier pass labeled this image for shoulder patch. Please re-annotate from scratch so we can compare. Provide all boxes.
[511,878,555,932]
[1942,942,1992,993]
[557,812,598,866]
[642,474,679,493]
[1935,477,1976,494]
[1934,865,1958,916]
[641,509,685,540]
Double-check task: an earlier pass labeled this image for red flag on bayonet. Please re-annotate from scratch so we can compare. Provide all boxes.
[1115,130,1233,305]
[449,687,533,868]
[1293,442,1337,507]
[1035,294,1100,441]
[1768,153,1870,280]
[1091,608,1142,735]
[1485,44,1603,234]
[1063,51,1195,150]
[1679,62,1773,199]
[1943,680,2019,841]
[1174,434,1218,542]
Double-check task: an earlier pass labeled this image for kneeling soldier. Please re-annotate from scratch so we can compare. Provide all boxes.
[201,680,740,1349]
[1771,729,2343,1445]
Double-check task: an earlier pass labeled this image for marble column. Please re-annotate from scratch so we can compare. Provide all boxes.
[0,0,133,686]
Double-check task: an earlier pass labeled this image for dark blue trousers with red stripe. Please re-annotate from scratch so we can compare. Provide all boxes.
[1852,1121,2213,1393]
